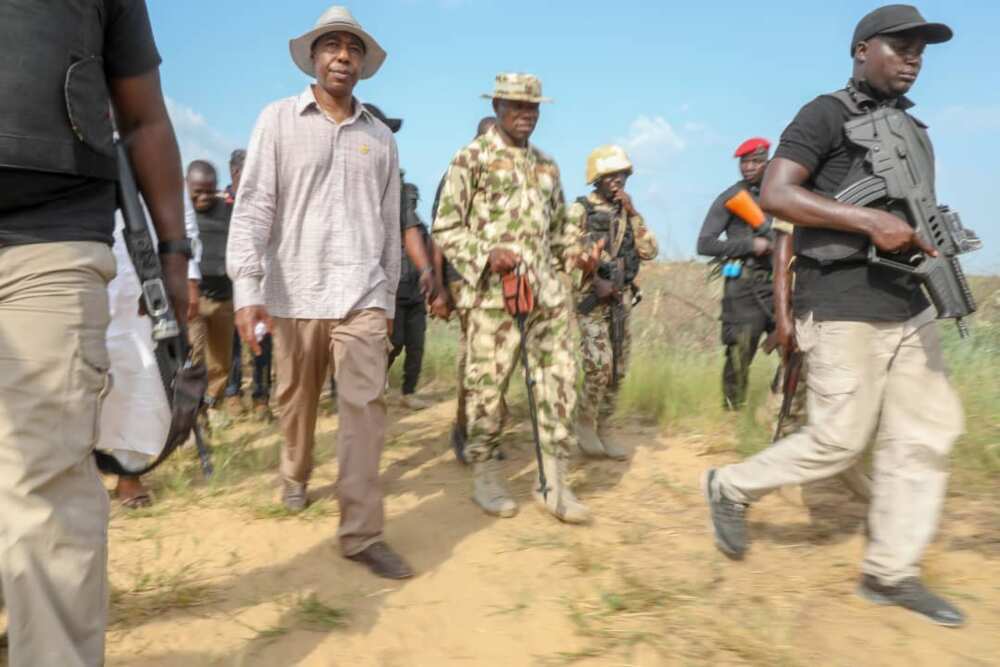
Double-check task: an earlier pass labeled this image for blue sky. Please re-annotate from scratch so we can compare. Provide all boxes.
[150,0,999,273]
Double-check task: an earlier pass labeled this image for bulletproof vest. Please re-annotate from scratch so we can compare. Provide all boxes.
[196,201,232,277]
[796,84,935,265]
[0,0,117,180]
[577,197,641,283]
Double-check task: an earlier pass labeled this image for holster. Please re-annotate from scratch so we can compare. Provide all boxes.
[502,271,534,318]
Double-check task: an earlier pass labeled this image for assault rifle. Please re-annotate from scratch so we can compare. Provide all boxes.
[606,259,626,389]
[577,259,627,388]
[93,137,212,478]
[837,107,981,337]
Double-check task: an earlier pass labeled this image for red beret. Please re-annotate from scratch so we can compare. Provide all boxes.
[734,137,771,158]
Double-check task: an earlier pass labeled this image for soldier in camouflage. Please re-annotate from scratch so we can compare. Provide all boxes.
[568,146,658,460]
[434,73,598,524]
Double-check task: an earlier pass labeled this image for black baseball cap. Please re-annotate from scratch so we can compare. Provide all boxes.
[362,103,402,133]
[851,4,953,55]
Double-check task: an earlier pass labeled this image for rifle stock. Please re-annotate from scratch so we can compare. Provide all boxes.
[93,138,211,478]
[772,350,803,443]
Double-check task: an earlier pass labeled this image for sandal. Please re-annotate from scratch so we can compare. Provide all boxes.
[120,492,153,510]
[116,476,153,510]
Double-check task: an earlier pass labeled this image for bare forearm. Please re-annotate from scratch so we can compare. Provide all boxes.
[760,158,875,238]
[772,232,794,323]
[432,242,445,280]
[110,71,185,243]
[127,118,185,242]
[404,227,431,271]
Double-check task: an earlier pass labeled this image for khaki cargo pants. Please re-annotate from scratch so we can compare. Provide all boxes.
[0,242,115,666]
[714,309,964,584]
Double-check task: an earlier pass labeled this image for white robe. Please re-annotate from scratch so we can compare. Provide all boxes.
[97,193,201,470]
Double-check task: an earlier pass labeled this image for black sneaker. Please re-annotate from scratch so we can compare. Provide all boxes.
[857,575,965,627]
[702,468,748,560]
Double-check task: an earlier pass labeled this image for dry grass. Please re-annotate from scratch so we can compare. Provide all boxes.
[110,561,221,628]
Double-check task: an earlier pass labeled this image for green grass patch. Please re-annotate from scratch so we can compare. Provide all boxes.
[292,593,349,631]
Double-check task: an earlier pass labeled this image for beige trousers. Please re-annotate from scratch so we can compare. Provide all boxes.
[273,309,388,556]
[0,242,115,666]
[715,309,964,584]
[189,296,235,403]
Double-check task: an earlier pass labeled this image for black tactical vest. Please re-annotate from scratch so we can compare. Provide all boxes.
[577,197,641,284]
[796,83,935,264]
[0,0,117,180]
[196,201,232,277]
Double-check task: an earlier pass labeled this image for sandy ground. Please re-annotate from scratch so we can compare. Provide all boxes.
[98,389,1000,667]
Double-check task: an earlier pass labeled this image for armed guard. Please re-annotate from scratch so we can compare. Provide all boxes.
[704,4,969,627]
[434,73,598,524]
[569,145,658,459]
[697,138,775,410]
[0,1,189,663]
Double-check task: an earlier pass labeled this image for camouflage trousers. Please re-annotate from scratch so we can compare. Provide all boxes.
[455,310,468,433]
[461,305,578,463]
[577,307,632,429]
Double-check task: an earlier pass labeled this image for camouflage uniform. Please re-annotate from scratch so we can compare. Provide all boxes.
[569,193,658,431]
[434,123,582,464]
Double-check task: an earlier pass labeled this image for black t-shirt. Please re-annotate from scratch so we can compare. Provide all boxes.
[776,92,929,322]
[696,181,774,323]
[0,0,162,247]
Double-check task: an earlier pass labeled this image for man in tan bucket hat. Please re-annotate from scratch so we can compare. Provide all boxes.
[228,5,412,579]
[434,73,601,524]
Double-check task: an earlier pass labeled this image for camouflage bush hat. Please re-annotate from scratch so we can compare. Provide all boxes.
[289,5,387,79]
[481,73,553,104]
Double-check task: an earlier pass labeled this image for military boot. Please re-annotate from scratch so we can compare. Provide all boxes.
[576,422,607,458]
[472,458,517,518]
[533,454,591,524]
[597,425,628,461]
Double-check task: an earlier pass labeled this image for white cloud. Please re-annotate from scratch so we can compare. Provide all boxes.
[165,97,238,178]
[930,104,1000,134]
[619,115,686,166]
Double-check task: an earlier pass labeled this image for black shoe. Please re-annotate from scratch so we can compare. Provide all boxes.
[702,469,748,560]
[451,423,467,465]
[857,575,965,627]
[346,541,414,580]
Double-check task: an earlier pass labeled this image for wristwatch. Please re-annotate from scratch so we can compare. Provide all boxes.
[158,239,194,259]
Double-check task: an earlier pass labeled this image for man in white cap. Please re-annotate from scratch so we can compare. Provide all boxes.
[227,6,411,579]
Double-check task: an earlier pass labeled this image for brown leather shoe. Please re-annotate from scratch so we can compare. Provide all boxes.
[346,541,414,580]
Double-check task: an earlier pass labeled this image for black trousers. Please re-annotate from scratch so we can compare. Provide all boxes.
[388,300,427,395]
[721,315,770,410]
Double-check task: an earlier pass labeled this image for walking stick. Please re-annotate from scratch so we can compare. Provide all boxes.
[505,266,547,498]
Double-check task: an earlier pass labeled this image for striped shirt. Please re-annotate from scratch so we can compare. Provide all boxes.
[227,86,401,319]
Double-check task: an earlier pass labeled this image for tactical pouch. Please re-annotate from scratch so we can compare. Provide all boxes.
[503,271,534,318]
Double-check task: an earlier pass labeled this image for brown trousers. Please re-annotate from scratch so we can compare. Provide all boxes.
[273,309,388,555]
[189,296,235,403]
[0,242,115,666]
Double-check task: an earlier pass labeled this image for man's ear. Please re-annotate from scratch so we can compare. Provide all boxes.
[854,40,869,64]
[492,99,502,116]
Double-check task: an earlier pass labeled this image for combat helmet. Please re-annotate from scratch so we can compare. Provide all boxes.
[586,145,633,184]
